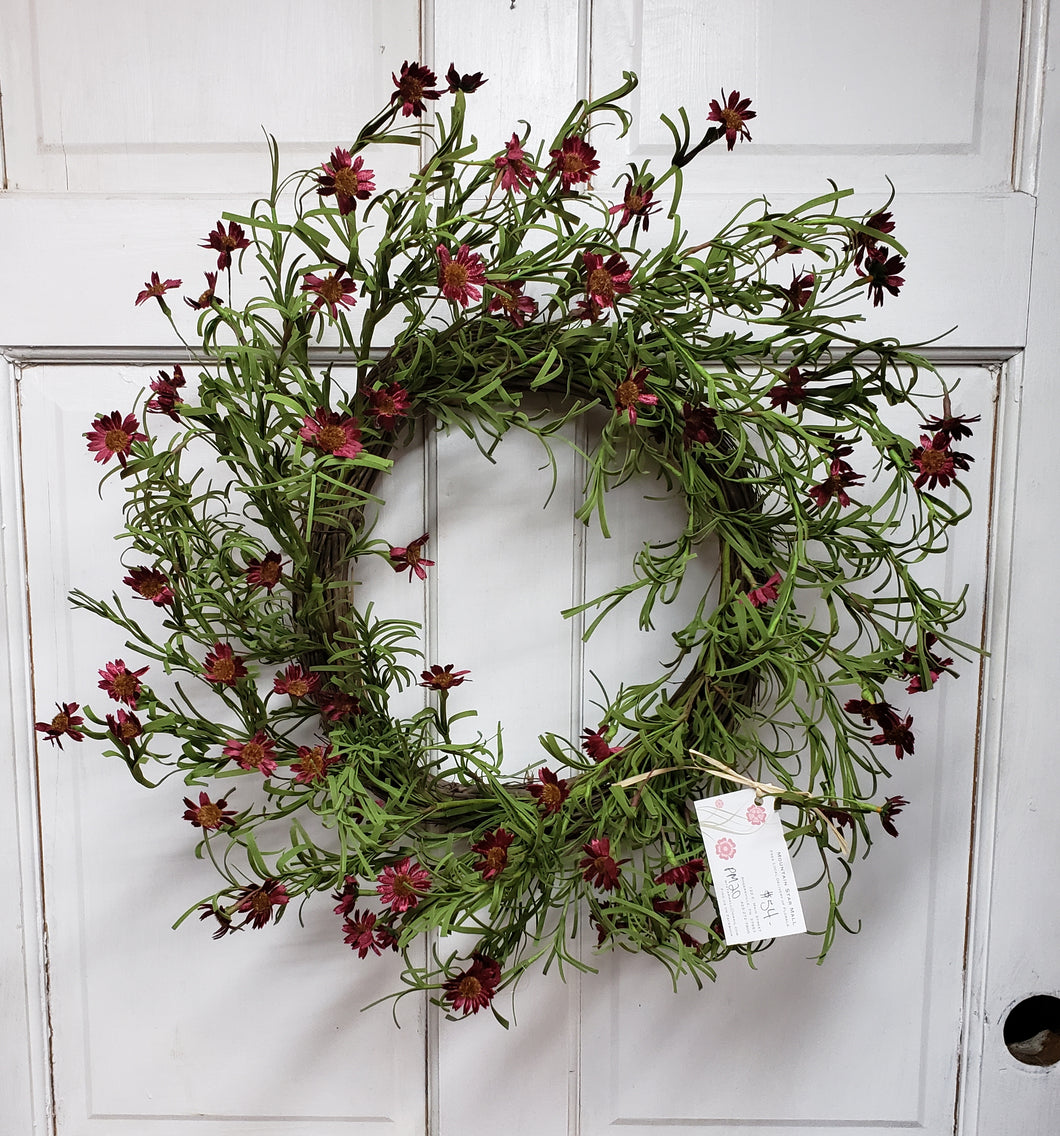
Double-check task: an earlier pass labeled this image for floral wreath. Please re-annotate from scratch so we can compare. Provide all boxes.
[38,67,979,1025]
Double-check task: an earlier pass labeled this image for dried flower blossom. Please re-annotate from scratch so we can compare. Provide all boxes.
[376,857,431,913]
[182,790,236,830]
[184,271,217,310]
[203,642,249,686]
[901,634,954,694]
[880,795,909,838]
[272,663,320,700]
[437,243,487,307]
[244,551,284,593]
[609,176,660,230]
[549,134,599,190]
[707,89,756,150]
[391,61,441,117]
[682,402,720,448]
[746,572,782,608]
[783,270,815,313]
[389,533,434,580]
[343,909,392,957]
[236,880,289,929]
[443,955,502,1016]
[487,282,538,328]
[528,766,569,814]
[579,837,623,891]
[858,247,906,306]
[583,251,632,309]
[844,699,915,759]
[367,383,412,430]
[471,827,514,879]
[420,664,471,690]
[223,731,278,777]
[809,459,864,509]
[98,659,149,708]
[106,708,142,746]
[201,220,250,271]
[768,367,808,411]
[135,271,181,308]
[494,134,536,193]
[300,408,363,458]
[316,148,376,215]
[315,687,361,721]
[918,413,980,442]
[850,210,896,269]
[654,858,705,889]
[582,726,624,762]
[123,566,174,606]
[291,743,337,784]
[146,365,186,421]
[614,366,658,424]
[445,64,487,93]
[332,875,359,917]
[198,904,238,939]
[301,272,358,318]
[85,411,146,468]
[35,702,84,748]
[910,432,971,491]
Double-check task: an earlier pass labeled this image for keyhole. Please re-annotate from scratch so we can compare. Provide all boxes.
[1003,994,1060,1066]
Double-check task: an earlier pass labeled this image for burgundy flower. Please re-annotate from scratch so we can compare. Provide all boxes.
[343,909,392,957]
[315,686,361,721]
[871,713,916,760]
[85,411,147,468]
[487,282,538,328]
[123,566,174,606]
[579,837,623,891]
[135,271,181,308]
[224,731,278,777]
[858,247,906,307]
[746,572,782,608]
[244,551,284,593]
[420,664,470,690]
[610,177,660,231]
[316,148,375,215]
[182,790,236,830]
[443,955,502,1016]
[376,857,431,913]
[201,220,250,271]
[185,271,217,310]
[901,634,954,694]
[301,272,357,318]
[818,802,855,832]
[707,89,756,150]
[614,366,658,425]
[291,743,337,784]
[583,251,633,310]
[549,134,599,190]
[471,828,514,880]
[682,402,720,448]
[494,134,537,193]
[437,243,487,307]
[272,663,320,700]
[573,297,607,324]
[105,708,142,747]
[654,858,705,889]
[652,897,685,920]
[236,879,289,929]
[582,727,623,762]
[850,210,896,269]
[35,702,85,749]
[445,63,487,93]
[146,365,186,421]
[300,408,363,458]
[332,875,359,917]
[367,383,412,431]
[782,270,815,313]
[918,413,980,442]
[98,659,149,708]
[389,533,435,580]
[391,61,441,117]
[528,766,569,815]
[880,795,909,838]
[910,432,971,490]
[198,904,238,939]
[203,642,249,686]
[768,367,808,411]
[809,459,864,509]
[844,698,892,725]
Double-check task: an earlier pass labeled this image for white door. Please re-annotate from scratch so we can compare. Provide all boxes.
[1,2,1057,1133]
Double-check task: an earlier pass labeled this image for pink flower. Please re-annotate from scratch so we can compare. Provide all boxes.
[391,61,441,117]
[301,272,357,318]
[583,251,633,309]
[146,365,186,421]
[809,460,864,509]
[135,271,181,308]
[746,804,768,826]
[910,432,971,490]
[579,837,623,891]
[614,366,658,424]
[300,408,363,458]
[437,243,487,307]
[858,247,906,307]
[548,134,599,190]
[420,664,470,690]
[654,858,704,889]
[367,384,412,431]
[223,732,278,777]
[389,533,434,580]
[487,282,538,328]
[707,90,756,150]
[768,367,808,412]
[97,659,149,708]
[746,572,781,608]
[445,64,487,93]
[203,642,249,686]
[332,875,359,917]
[714,837,737,860]
[376,857,431,913]
[272,663,320,700]
[105,708,142,747]
[290,743,337,784]
[471,828,514,880]
[236,880,289,929]
[35,702,85,749]
[581,727,623,762]
[527,766,569,814]
[682,403,720,448]
[244,551,284,593]
[314,686,361,721]
[182,791,236,830]
[85,411,147,468]
[316,148,376,215]
[343,909,396,957]
[609,177,660,231]
[123,566,174,606]
[185,272,217,310]
[443,955,502,1016]
[494,134,537,193]
[782,270,815,313]
[200,220,250,271]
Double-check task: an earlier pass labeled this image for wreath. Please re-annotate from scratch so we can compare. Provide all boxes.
[39,68,980,1025]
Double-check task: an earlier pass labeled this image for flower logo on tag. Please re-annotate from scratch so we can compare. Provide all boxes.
[714,798,724,808]
[746,803,767,826]
[715,837,737,860]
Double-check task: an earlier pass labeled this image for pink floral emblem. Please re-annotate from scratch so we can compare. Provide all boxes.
[714,798,724,808]
[715,837,737,861]
[746,803,768,826]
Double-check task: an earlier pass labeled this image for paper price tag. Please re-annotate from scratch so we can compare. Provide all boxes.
[694,788,806,945]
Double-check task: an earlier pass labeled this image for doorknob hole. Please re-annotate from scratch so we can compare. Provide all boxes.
[1004,995,1060,1066]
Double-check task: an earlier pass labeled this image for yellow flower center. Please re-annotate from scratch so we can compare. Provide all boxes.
[626,192,644,212]
[587,268,615,301]
[119,720,139,741]
[286,678,310,698]
[616,379,639,408]
[111,673,138,699]
[249,891,272,915]
[457,975,483,1000]
[720,108,743,132]
[485,847,506,873]
[316,275,346,304]
[919,448,947,473]
[443,262,469,291]
[211,657,236,683]
[241,742,265,768]
[52,712,69,731]
[258,559,281,586]
[197,803,223,829]
[562,153,587,174]
[392,874,415,898]
[541,783,562,808]
[105,428,129,454]
[300,748,325,778]
[317,424,347,452]
[332,167,362,196]
[139,577,165,599]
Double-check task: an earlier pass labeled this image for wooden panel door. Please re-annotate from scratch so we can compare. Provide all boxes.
[2,1,1057,1133]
